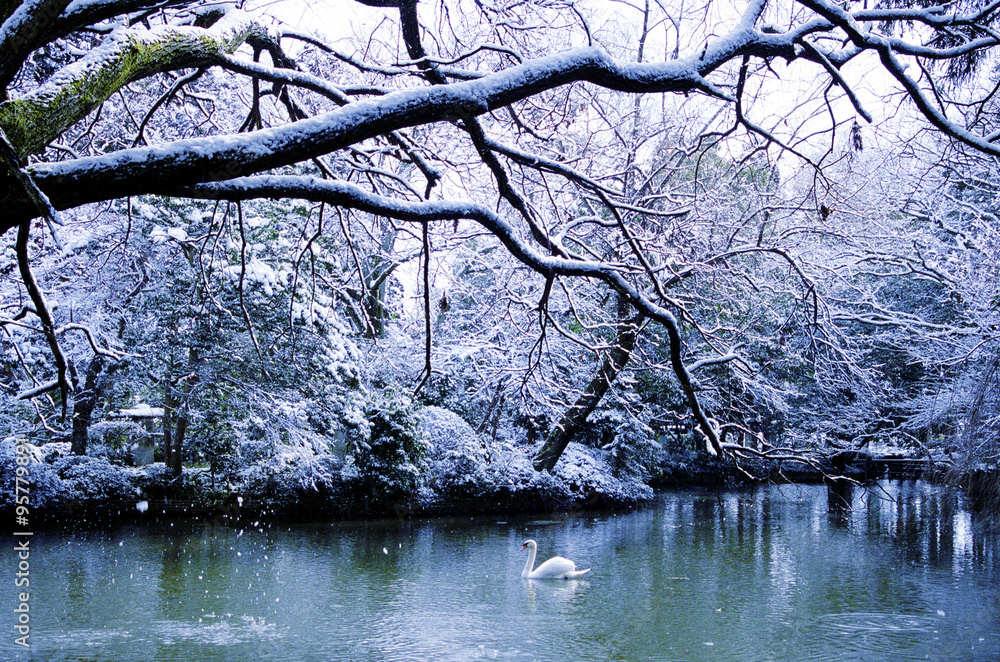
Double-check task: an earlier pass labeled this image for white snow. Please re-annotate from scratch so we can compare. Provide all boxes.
[118,404,164,418]
[151,225,188,244]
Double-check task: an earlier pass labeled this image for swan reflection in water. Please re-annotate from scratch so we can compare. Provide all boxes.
[523,572,588,606]
[519,539,590,610]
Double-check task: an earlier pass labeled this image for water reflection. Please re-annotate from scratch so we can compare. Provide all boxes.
[523,577,588,606]
[4,481,999,661]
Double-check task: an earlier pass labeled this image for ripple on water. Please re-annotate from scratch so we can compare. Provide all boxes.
[151,615,285,646]
[820,611,940,633]
[40,614,285,652]
[810,611,944,660]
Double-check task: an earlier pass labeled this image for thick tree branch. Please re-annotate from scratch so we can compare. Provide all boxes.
[15,218,68,404]
[3,34,797,226]
[0,6,273,157]
[0,0,75,95]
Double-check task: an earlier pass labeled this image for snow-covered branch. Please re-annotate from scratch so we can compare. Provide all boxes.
[6,30,794,225]
[0,6,275,157]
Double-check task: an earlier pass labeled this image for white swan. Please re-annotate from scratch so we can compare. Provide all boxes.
[520,539,590,579]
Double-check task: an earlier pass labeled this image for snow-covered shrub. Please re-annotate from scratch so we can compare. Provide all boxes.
[137,462,178,486]
[37,441,72,463]
[418,406,494,499]
[446,438,652,512]
[238,464,297,507]
[415,372,490,431]
[605,420,662,481]
[51,455,141,503]
[88,420,145,464]
[239,444,342,499]
[418,406,482,456]
[342,393,429,506]
[0,438,70,510]
[499,447,573,505]
[553,443,653,504]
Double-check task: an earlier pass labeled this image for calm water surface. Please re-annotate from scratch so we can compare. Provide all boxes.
[4,481,1000,661]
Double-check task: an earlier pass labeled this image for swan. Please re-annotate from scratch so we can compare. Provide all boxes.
[520,539,590,579]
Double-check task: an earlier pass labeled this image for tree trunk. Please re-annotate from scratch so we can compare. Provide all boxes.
[162,378,177,473]
[363,265,393,338]
[162,382,192,476]
[534,308,644,472]
[171,414,187,475]
[70,354,104,455]
[162,348,198,476]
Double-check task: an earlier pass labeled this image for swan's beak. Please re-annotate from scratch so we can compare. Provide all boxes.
[521,543,527,550]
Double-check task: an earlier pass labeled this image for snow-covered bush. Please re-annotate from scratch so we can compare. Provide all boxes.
[87,420,144,465]
[493,446,574,506]
[606,422,663,481]
[0,439,70,510]
[37,441,72,463]
[342,393,429,506]
[413,405,656,510]
[553,443,654,504]
[418,406,494,499]
[51,455,141,503]
[239,444,342,499]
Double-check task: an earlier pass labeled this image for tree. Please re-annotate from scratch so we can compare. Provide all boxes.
[5,0,1000,471]
[866,134,1000,465]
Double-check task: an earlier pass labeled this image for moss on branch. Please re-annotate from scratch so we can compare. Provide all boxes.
[0,8,270,158]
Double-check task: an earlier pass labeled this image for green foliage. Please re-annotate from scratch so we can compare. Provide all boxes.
[342,393,429,505]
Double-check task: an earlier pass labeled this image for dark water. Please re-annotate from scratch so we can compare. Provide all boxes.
[3,481,999,661]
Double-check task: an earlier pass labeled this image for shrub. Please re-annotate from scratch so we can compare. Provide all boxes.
[0,438,69,510]
[419,406,493,499]
[51,455,141,503]
[342,393,429,506]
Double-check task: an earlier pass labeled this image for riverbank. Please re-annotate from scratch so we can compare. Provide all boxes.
[4,405,997,528]
[10,459,996,531]
[0,413,659,528]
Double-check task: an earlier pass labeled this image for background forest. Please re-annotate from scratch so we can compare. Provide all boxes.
[0,0,998,516]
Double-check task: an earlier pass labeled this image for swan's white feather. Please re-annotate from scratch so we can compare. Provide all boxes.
[521,540,590,579]
[530,556,590,579]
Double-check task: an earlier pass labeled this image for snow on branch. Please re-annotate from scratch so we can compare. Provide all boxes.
[796,0,1000,157]
[0,5,274,157]
[16,378,61,400]
[0,0,75,90]
[3,0,1000,230]
[56,323,126,360]
[12,33,795,225]
[171,173,724,455]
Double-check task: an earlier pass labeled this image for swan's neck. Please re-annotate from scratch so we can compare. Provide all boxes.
[521,543,537,578]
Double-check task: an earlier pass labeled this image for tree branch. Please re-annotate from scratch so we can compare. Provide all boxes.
[5,38,797,226]
[0,6,273,157]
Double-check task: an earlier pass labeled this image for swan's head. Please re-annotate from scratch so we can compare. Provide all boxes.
[521,539,536,551]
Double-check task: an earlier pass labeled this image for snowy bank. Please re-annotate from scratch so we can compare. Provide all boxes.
[1,405,656,525]
[416,406,653,513]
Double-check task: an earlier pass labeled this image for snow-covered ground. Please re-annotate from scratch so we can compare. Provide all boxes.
[0,405,654,522]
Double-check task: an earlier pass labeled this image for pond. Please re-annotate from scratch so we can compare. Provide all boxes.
[4,480,999,661]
